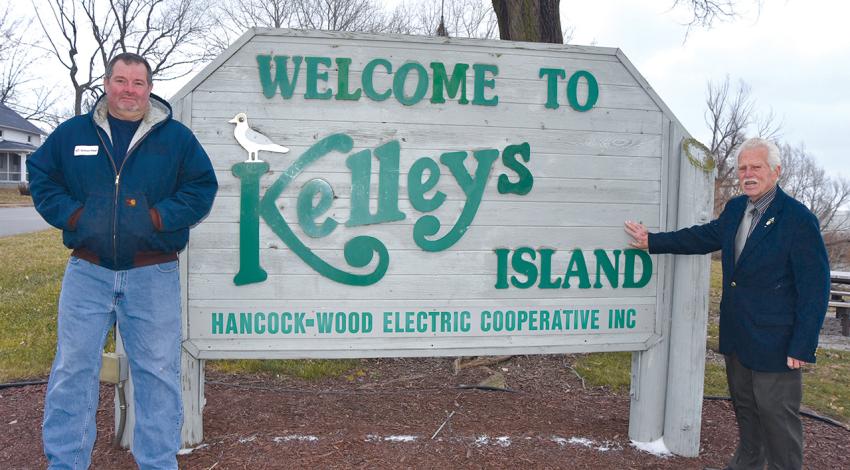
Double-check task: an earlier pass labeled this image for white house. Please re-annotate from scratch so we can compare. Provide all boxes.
[0,103,44,187]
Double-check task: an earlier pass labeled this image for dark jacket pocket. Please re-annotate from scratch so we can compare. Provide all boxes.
[67,193,113,260]
[117,193,156,258]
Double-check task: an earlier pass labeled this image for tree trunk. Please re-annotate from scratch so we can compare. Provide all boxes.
[492,0,563,43]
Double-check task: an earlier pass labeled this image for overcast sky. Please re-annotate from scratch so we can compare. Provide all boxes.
[562,0,849,178]
[26,0,843,177]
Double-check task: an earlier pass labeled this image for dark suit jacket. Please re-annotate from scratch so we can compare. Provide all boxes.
[648,186,830,372]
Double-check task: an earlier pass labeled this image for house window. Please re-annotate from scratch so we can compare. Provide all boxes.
[27,135,32,142]
[0,152,22,182]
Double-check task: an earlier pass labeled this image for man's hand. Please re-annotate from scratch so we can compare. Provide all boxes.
[624,221,649,250]
[787,356,807,369]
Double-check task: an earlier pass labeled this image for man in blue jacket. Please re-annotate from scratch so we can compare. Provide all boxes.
[28,52,217,469]
[625,138,829,469]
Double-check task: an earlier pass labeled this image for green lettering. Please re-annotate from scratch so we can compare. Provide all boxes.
[297,179,338,238]
[623,249,653,288]
[346,141,405,227]
[212,312,223,334]
[335,58,362,100]
[537,248,562,288]
[563,249,591,288]
[393,62,429,106]
[256,55,302,99]
[498,142,533,195]
[232,162,269,286]
[408,157,445,212]
[413,149,498,251]
[363,58,392,101]
[260,134,389,286]
[305,56,333,100]
[539,67,565,109]
[494,248,510,289]
[567,70,598,112]
[430,62,469,104]
[510,247,538,288]
[472,63,498,106]
[593,249,621,288]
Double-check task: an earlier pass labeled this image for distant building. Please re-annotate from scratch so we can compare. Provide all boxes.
[0,103,44,187]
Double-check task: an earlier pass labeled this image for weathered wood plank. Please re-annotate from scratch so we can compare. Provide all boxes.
[189,224,652,252]
[201,196,661,227]
[188,247,655,276]
[210,170,660,202]
[187,273,657,301]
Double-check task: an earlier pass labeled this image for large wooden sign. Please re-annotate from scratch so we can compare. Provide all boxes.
[174,29,676,359]
[168,29,714,455]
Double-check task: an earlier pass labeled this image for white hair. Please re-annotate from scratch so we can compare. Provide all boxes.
[734,137,781,171]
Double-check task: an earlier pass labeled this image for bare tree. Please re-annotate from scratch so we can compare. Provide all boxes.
[779,143,850,230]
[778,142,850,265]
[704,76,780,215]
[671,0,762,36]
[33,0,215,116]
[210,0,414,54]
[412,0,498,39]
[209,0,296,53]
[0,6,63,124]
[293,0,405,33]
[489,0,762,43]
[703,76,849,264]
[491,0,562,43]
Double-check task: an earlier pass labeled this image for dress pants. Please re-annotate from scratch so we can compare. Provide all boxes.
[724,354,803,470]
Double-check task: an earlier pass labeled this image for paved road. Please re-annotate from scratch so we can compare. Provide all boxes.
[0,206,52,237]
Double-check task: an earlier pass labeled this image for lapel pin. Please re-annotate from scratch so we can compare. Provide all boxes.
[765,217,775,226]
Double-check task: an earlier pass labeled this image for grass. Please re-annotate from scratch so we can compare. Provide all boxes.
[0,230,67,381]
[0,229,355,383]
[1,234,848,424]
[0,187,33,206]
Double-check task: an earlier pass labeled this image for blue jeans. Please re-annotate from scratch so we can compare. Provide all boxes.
[43,256,183,469]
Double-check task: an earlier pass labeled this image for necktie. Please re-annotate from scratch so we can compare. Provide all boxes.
[735,207,758,262]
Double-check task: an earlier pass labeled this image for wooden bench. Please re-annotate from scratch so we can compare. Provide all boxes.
[828,299,850,337]
[829,272,850,336]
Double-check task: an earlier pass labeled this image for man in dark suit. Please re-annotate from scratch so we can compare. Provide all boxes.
[625,137,830,469]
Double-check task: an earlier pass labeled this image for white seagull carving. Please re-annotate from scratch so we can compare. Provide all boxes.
[228,112,290,162]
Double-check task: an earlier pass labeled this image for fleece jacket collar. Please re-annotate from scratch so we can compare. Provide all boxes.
[91,93,171,153]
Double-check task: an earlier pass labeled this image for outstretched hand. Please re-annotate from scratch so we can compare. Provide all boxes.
[624,221,649,250]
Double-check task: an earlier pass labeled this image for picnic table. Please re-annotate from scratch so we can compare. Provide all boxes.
[829,271,850,336]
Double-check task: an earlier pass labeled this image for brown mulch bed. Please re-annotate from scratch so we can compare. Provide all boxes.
[2,355,849,469]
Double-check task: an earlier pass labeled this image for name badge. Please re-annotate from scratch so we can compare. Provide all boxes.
[74,145,99,156]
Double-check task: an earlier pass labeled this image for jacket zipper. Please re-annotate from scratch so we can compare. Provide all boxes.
[95,120,162,266]
[95,130,120,265]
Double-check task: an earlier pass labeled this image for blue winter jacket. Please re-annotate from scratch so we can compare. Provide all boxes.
[649,187,830,372]
[27,93,218,270]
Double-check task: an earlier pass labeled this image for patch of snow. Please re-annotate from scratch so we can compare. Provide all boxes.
[495,436,511,447]
[631,438,671,457]
[551,436,568,446]
[384,435,418,442]
[238,435,257,443]
[568,437,595,447]
[273,435,318,443]
[474,435,490,446]
[177,443,208,455]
